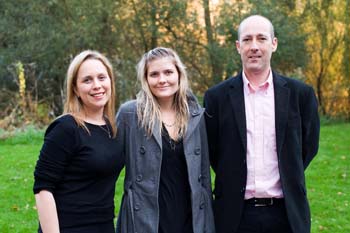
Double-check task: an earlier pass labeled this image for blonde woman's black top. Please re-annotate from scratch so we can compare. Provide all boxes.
[33,115,124,230]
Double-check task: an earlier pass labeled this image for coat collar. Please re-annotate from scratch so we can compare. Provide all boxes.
[228,73,247,152]
[272,72,289,157]
[184,99,203,143]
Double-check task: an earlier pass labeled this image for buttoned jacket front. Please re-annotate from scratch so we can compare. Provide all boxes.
[115,96,215,233]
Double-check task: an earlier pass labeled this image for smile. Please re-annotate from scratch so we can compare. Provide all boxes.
[248,55,261,59]
[90,92,105,97]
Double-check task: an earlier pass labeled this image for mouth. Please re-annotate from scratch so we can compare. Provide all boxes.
[248,55,261,59]
[157,85,170,89]
[90,92,105,97]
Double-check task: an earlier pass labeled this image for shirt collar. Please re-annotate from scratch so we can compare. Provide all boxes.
[242,70,273,94]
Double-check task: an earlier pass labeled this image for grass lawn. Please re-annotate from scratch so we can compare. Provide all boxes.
[0,123,349,232]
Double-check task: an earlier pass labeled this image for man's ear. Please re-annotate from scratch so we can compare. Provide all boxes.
[235,40,241,54]
[272,37,278,52]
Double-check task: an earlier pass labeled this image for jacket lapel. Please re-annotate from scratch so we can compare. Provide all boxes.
[184,108,203,143]
[228,74,247,152]
[273,73,289,158]
[152,119,162,150]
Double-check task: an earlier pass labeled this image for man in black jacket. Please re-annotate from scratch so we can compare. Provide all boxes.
[204,15,320,233]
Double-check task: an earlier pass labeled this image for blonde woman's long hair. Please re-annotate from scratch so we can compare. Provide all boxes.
[63,50,117,137]
[136,47,190,139]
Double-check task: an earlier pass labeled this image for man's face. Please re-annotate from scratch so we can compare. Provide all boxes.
[236,16,278,75]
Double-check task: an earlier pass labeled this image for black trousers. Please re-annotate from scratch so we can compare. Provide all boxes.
[38,221,115,233]
[237,199,293,233]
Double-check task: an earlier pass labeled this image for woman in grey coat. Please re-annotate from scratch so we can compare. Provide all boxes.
[116,47,215,233]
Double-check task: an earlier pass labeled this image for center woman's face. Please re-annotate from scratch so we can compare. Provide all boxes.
[146,57,179,103]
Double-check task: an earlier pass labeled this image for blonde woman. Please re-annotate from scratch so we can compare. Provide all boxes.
[116,47,215,233]
[33,50,123,233]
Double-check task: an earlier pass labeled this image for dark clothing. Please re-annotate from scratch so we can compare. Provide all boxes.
[204,71,320,233]
[237,199,292,233]
[158,126,193,233]
[38,221,115,233]
[33,114,124,232]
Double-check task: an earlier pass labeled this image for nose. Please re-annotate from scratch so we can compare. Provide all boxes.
[92,78,102,89]
[159,74,166,83]
[250,39,259,51]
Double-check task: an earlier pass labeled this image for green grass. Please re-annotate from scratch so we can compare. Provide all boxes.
[306,123,350,232]
[0,123,349,232]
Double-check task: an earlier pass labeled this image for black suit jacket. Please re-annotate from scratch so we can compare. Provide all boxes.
[204,71,320,233]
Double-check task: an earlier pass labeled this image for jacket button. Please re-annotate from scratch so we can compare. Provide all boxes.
[200,202,205,209]
[194,148,200,155]
[134,204,140,211]
[139,146,146,154]
[198,174,202,183]
[136,174,143,182]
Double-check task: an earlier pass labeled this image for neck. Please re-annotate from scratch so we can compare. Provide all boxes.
[158,97,175,112]
[244,69,270,89]
[81,108,105,125]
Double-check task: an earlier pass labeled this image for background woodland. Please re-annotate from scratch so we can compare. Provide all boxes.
[1,0,349,129]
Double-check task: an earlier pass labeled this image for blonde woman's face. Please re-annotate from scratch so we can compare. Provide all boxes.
[146,57,179,103]
[75,59,111,113]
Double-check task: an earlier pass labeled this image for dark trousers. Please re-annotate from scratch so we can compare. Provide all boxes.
[38,221,115,233]
[237,199,293,233]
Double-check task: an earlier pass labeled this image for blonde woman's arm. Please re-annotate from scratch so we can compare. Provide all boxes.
[35,190,60,233]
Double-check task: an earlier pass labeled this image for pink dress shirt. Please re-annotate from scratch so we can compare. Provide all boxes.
[242,70,283,199]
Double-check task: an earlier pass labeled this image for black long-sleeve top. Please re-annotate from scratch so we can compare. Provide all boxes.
[158,125,193,233]
[33,114,124,229]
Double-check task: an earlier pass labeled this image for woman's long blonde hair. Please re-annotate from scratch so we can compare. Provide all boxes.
[63,50,117,137]
[136,47,190,139]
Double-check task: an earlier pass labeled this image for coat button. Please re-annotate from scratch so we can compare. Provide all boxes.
[136,174,143,182]
[200,202,205,209]
[139,146,146,154]
[194,148,200,155]
[134,204,140,211]
[198,174,202,183]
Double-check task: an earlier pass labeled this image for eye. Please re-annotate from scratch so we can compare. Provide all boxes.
[242,38,250,42]
[82,77,92,83]
[98,75,107,81]
[164,70,174,75]
[149,72,159,77]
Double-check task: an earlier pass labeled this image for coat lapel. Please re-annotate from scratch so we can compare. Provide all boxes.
[152,119,162,150]
[228,74,247,152]
[273,73,289,158]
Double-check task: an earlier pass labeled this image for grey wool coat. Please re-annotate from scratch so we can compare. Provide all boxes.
[115,95,215,233]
